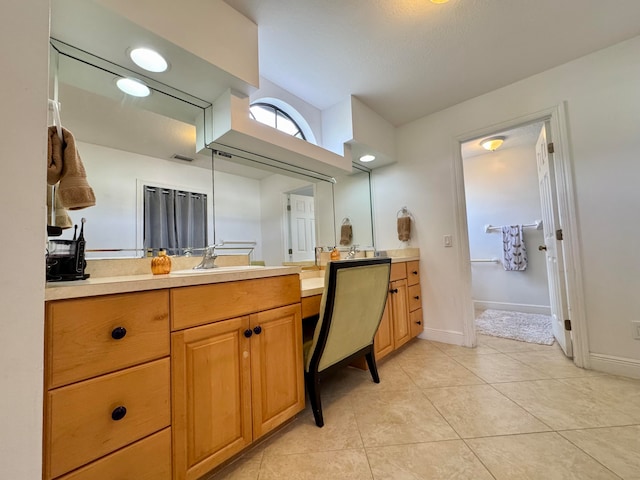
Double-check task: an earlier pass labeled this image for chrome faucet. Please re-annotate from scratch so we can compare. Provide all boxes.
[193,245,219,269]
[346,245,360,259]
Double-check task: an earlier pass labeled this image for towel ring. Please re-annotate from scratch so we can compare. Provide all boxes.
[397,206,413,219]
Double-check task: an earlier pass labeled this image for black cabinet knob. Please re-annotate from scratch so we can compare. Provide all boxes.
[244,329,253,338]
[111,406,127,421]
[416,321,422,325]
[111,327,127,340]
[253,326,262,335]
[389,288,398,294]
[412,270,418,275]
[413,295,420,300]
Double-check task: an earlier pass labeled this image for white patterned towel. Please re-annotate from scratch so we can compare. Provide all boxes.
[502,225,527,271]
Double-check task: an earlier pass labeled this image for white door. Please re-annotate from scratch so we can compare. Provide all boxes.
[536,124,572,357]
[288,194,315,262]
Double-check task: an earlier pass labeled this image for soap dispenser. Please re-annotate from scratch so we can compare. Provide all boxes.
[330,247,340,261]
[151,249,172,275]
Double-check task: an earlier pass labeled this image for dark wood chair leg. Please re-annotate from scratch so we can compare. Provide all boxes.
[305,372,324,427]
[365,350,380,384]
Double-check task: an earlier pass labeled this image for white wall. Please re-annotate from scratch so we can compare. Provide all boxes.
[464,144,550,311]
[374,36,640,363]
[0,1,49,478]
[63,142,262,259]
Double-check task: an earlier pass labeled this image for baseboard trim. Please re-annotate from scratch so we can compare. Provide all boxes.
[589,353,640,379]
[419,327,465,346]
[474,301,551,316]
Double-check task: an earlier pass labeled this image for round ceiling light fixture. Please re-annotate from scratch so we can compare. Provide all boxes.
[116,77,151,97]
[481,136,506,151]
[129,47,169,73]
[430,0,450,4]
[359,154,376,163]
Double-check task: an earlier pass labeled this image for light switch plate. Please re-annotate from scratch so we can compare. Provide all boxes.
[444,235,453,247]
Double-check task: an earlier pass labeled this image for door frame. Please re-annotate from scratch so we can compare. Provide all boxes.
[452,102,589,368]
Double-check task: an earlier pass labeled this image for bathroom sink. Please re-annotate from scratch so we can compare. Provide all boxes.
[170,265,265,275]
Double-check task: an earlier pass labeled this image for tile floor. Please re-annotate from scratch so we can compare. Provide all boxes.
[204,335,640,480]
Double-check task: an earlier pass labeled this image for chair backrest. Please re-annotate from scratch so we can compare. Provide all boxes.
[305,258,392,373]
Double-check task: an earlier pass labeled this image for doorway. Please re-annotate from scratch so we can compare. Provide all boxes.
[454,104,587,365]
[283,186,316,263]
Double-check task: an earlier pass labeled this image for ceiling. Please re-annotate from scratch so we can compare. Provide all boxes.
[223,0,640,127]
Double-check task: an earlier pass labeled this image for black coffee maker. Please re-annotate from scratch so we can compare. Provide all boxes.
[46,218,89,282]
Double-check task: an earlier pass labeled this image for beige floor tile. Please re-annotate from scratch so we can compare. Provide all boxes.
[558,375,640,422]
[424,384,550,438]
[434,341,500,356]
[350,360,419,393]
[506,350,602,379]
[560,425,640,480]
[466,432,620,479]
[494,379,636,430]
[477,334,559,353]
[367,440,494,479]
[453,353,551,383]
[261,396,363,456]
[204,455,261,480]
[259,449,373,480]
[352,389,459,447]
[399,355,486,389]
[393,338,451,358]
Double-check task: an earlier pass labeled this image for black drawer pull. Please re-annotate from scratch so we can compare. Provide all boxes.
[111,327,127,340]
[412,271,418,275]
[253,326,262,335]
[389,288,398,294]
[413,295,420,300]
[416,320,422,325]
[244,329,253,338]
[111,406,127,421]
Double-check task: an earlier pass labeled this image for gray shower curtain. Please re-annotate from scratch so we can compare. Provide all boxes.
[144,185,208,255]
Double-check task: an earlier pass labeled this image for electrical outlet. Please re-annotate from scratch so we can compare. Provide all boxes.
[444,235,453,247]
[633,321,640,340]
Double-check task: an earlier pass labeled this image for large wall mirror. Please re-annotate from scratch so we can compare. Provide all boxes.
[49,40,375,266]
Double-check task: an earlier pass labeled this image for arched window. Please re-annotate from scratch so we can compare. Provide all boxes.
[249,102,307,140]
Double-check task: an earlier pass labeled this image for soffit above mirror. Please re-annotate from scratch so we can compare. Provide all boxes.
[50,0,257,103]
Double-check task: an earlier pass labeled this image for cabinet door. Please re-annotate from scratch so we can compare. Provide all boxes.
[391,279,411,349]
[172,317,252,480]
[374,298,394,360]
[250,304,305,439]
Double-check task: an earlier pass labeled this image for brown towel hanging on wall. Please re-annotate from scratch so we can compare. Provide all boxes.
[397,216,411,241]
[340,218,353,246]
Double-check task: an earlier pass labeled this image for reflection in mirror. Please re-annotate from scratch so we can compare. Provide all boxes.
[49,40,374,265]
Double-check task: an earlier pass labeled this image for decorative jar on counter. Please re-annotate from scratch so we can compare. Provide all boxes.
[151,250,172,275]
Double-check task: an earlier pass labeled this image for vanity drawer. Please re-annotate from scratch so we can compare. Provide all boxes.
[408,284,422,312]
[406,260,420,286]
[56,428,171,480]
[46,290,170,388]
[390,262,407,282]
[171,274,301,330]
[45,358,171,480]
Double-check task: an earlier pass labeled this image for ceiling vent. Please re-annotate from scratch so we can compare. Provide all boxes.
[171,154,194,162]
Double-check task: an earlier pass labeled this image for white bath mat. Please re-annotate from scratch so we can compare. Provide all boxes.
[475,309,555,345]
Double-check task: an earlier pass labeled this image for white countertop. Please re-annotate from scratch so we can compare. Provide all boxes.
[45,266,300,301]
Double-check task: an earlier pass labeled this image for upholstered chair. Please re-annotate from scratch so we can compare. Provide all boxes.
[303,258,391,427]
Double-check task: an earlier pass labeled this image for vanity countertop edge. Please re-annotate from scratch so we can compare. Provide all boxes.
[45,266,301,301]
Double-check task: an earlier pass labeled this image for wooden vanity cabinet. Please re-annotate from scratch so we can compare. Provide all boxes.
[43,290,171,480]
[374,260,423,360]
[171,277,304,480]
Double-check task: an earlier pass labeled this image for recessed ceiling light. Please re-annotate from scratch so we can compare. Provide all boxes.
[129,48,168,73]
[430,0,450,3]
[359,154,376,163]
[116,77,151,97]
[481,136,506,151]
